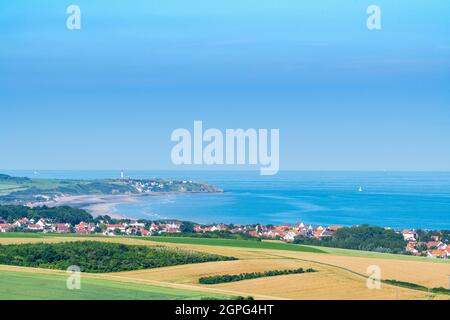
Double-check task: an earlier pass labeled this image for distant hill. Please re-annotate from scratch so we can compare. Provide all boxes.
[0,174,31,183]
[0,173,222,204]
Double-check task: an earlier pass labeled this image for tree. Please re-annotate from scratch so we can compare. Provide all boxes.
[180,221,195,233]
[415,243,428,252]
[294,226,406,254]
[0,205,93,225]
[94,226,102,233]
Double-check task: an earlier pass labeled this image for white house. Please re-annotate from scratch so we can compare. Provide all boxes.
[283,232,297,242]
[27,224,44,231]
[129,221,145,228]
[0,224,13,233]
[402,230,417,241]
[36,219,48,228]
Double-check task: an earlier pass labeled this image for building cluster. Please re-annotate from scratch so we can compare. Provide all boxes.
[118,178,173,193]
[1,217,448,259]
[0,218,343,240]
[0,218,71,234]
[114,177,201,194]
[194,223,344,242]
[0,218,182,237]
[402,230,450,259]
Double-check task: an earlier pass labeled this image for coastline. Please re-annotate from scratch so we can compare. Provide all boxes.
[3,171,449,229]
[23,190,450,230]
[28,194,143,220]
[26,191,217,220]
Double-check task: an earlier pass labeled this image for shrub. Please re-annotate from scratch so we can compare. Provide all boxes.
[199,268,316,284]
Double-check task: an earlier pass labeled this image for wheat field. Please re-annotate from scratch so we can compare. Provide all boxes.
[1,235,449,300]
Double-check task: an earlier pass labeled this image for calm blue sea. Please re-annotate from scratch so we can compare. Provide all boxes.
[2,170,450,230]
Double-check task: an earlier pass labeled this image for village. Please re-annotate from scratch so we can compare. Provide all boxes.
[0,217,449,259]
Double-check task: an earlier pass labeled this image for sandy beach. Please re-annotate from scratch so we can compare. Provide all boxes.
[25,190,220,221]
[29,194,143,219]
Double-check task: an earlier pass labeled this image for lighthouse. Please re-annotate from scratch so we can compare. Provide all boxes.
[121,170,124,179]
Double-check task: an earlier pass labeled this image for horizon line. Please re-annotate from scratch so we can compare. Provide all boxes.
[2,169,450,173]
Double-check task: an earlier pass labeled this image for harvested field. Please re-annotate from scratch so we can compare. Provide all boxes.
[1,235,448,299]
[112,259,316,284]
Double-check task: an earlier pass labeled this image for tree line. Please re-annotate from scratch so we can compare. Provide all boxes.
[0,205,93,225]
[294,225,406,254]
[0,241,237,273]
[199,267,316,284]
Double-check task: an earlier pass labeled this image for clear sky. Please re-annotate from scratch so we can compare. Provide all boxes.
[0,0,449,171]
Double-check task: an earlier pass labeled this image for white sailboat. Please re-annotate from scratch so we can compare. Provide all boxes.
[358,186,363,192]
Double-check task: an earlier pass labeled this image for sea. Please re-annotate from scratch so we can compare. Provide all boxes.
[2,170,450,230]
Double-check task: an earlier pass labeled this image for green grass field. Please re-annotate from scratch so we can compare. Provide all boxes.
[0,270,227,300]
[0,233,325,253]
[1,234,449,300]
[0,184,26,196]
[0,233,107,239]
[308,245,450,263]
[0,233,46,238]
[3,233,448,264]
[141,236,326,253]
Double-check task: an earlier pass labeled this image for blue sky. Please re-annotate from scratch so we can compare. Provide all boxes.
[0,0,449,171]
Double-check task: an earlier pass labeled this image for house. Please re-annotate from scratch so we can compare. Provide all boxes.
[75,222,96,234]
[129,221,145,228]
[210,225,220,232]
[406,242,419,255]
[194,226,204,233]
[313,226,326,238]
[14,218,30,228]
[0,223,13,233]
[295,222,306,230]
[54,223,70,234]
[262,230,279,238]
[327,226,343,232]
[210,224,228,232]
[230,227,246,234]
[283,231,297,242]
[106,224,127,233]
[165,226,181,233]
[163,222,181,233]
[36,219,47,228]
[27,224,44,231]
[273,226,290,233]
[427,250,447,258]
[321,230,334,237]
[248,231,260,237]
[125,226,149,236]
[402,230,418,241]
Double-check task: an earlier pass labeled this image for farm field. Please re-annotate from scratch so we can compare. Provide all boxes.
[0,268,228,300]
[140,236,326,253]
[305,245,450,263]
[0,234,449,300]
